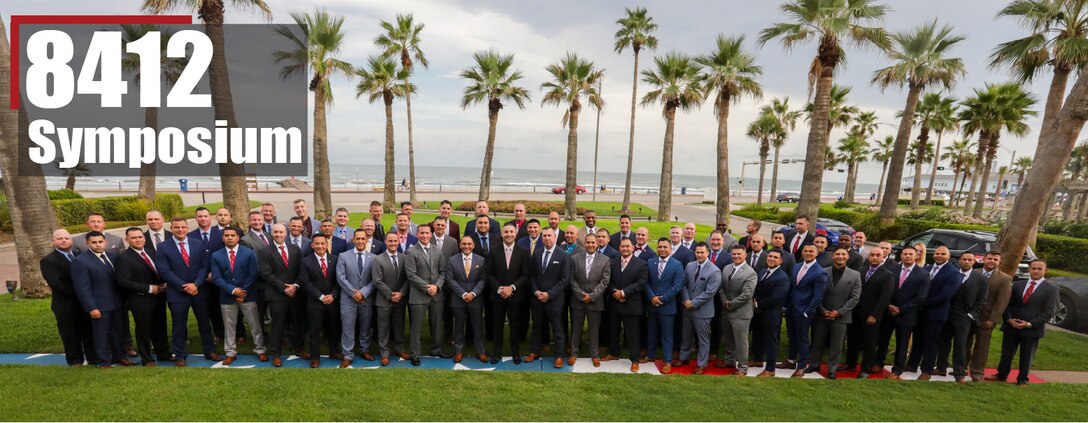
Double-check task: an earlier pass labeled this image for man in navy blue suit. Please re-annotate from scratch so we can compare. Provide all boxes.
[634,228,655,261]
[754,250,791,377]
[318,218,351,257]
[877,247,931,379]
[787,244,828,378]
[907,245,962,379]
[643,238,685,374]
[668,226,694,267]
[516,219,543,256]
[72,231,131,368]
[526,227,571,369]
[210,227,268,365]
[157,218,219,366]
[594,229,620,259]
[464,201,501,237]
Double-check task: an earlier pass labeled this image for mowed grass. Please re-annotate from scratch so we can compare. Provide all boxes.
[0,364,1086,421]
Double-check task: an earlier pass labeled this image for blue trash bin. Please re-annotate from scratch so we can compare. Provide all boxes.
[179,179,188,192]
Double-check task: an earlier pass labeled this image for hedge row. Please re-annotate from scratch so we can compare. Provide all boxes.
[1034,233,1088,275]
[454,200,587,216]
[30,193,184,227]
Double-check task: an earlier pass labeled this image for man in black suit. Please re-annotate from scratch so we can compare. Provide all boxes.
[527,227,571,369]
[516,219,543,256]
[634,227,655,261]
[746,235,769,271]
[668,226,694,266]
[258,223,305,367]
[144,210,168,252]
[602,238,647,372]
[847,248,895,378]
[769,231,797,272]
[368,201,386,241]
[288,217,313,256]
[487,223,531,364]
[784,215,815,261]
[609,215,636,249]
[737,219,761,251]
[877,247,931,379]
[986,259,1060,385]
[72,231,132,368]
[41,229,97,366]
[319,219,352,257]
[468,214,499,257]
[299,234,342,368]
[907,245,961,378]
[505,203,530,240]
[753,250,791,377]
[115,228,171,366]
[465,201,501,237]
[837,234,865,271]
[935,252,988,383]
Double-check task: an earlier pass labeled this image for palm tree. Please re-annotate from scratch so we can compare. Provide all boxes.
[993,165,1010,211]
[641,53,704,221]
[143,0,271,219]
[761,97,802,201]
[943,138,976,206]
[56,162,91,191]
[924,94,960,203]
[121,24,181,201]
[872,19,967,224]
[805,86,860,161]
[614,7,659,214]
[759,0,890,218]
[0,20,55,297]
[375,13,428,203]
[959,83,1037,218]
[696,35,763,224]
[747,113,784,206]
[460,50,531,201]
[907,138,934,168]
[1013,155,1033,192]
[541,53,604,220]
[356,56,408,213]
[871,135,895,205]
[274,9,353,219]
[909,93,959,208]
[837,130,871,203]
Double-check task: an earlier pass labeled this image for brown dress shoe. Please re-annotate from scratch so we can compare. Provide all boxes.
[791,369,805,378]
[296,351,311,360]
[777,359,796,369]
[118,359,136,367]
[592,358,601,367]
[144,361,157,367]
[329,353,344,360]
[361,352,374,361]
[567,356,577,366]
[257,353,269,362]
[709,354,717,361]
[884,372,901,380]
[339,360,352,369]
[310,360,320,368]
[601,355,619,362]
[222,356,236,365]
[917,373,931,381]
[399,352,411,360]
[983,375,1007,382]
[693,366,706,375]
[714,361,732,368]
[205,353,222,362]
[380,356,390,366]
[630,363,640,373]
[553,357,564,368]
[453,353,463,363]
[733,369,748,376]
[955,377,966,384]
[638,357,649,364]
[175,359,187,367]
[756,370,775,378]
[671,359,686,367]
[478,354,489,363]
[662,363,672,374]
[869,364,884,374]
[272,358,283,367]
[525,353,539,363]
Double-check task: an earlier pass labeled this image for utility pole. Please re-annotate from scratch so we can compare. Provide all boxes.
[592,78,603,202]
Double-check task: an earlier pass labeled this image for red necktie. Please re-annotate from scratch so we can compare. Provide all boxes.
[258,232,268,245]
[711,251,718,263]
[1023,281,1036,303]
[179,241,190,266]
[320,257,327,277]
[279,245,289,267]
[229,249,236,272]
[791,236,801,254]
[141,251,157,274]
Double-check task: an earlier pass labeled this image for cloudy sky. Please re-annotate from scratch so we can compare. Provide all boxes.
[3,0,1058,184]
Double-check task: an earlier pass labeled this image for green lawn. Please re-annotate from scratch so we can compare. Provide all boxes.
[0,365,1085,421]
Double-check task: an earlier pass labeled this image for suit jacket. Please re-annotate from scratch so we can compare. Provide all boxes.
[950,270,988,322]
[446,220,461,241]
[980,269,1013,325]
[433,234,459,259]
[331,225,355,243]
[771,247,797,277]
[516,235,543,257]
[486,243,531,303]
[569,251,612,312]
[258,243,302,302]
[921,261,962,322]
[72,250,120,313]
[671,245,694,267]
[559,241,586,256]
[41,249,79,312]
[818,266,862,324]
[888,264,931,326]
[210,246,260,304]
[607,256,647,316]
[707,249,731,270]
[719,262,758,319]
[405,242,447,305]
[505,219,530,240]
[784,231,814,261]
[115,247,162,301]
[299,253,339,305]
[745,249,769,272]
[754,266,790,312]
[1002,279,1059,338]
[645,256,685,315]
[445,253,487,309]
[371,251,409,308]
[738,235,755,251]
[72,232,124,255]
[816,252,833,268]
[789,261,828,317]
[609,231,635,249]
[286,235,313,257]
[469,231,500,257]
[465,218,501,238]
[188,227,224,255]
[855,265,895,323]
[682,260,722,319]
[530,247,572,308]
[635,245,655,262]
[373,220,387,243]
[155,236,210,304]
[336,249,377,305]
[240,229,271,252]
[327,236,351,257]
[391,232,418,254]
[596,246,620,260]
[846,250,865,272]
[143,229,168,253]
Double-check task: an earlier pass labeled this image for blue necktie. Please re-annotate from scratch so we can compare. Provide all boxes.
[66,252,74,262]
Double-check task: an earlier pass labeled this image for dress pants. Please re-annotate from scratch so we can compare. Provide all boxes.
[340,300,373,360]
[996,330,1040,383]
[756,309,782,372]
[90,309,125,366]
[491,299,526,358]
[569,307,602,358]
[530,299,566,357]
[680,314,712,368]
[168,297,216,359]
[267,300,293,359]
[307,300,340,359]
[288,295,308,353]
[606,312,641,362]
[877,318,914,374]
[453,305,486,354]
[409,300,445,358]
[784,307,797,362]
[376,303,407,358]
[129,295,170,364]
[966,325,996,380]
[936,314,973,377]
[645,311,674,360]
[709,299,723,358]
[53,303,97,365]
[222,301,266,357]
[721,315,752,371]
[206,287,225,339]
[907,318,945,373]
[843,318,864,368]
[856,320,884,372]
[810,319,848,371]
[787,312,814,369]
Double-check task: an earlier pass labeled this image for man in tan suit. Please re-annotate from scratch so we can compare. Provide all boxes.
[569,234,611,366]
[966,251,1013,382]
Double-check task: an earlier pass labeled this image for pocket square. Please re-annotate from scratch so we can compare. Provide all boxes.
[552,261,560,264]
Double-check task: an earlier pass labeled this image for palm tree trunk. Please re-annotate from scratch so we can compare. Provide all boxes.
[1026,67,1072,246]
[404,76,418,203]
[715,102,731,225]
[875,161,889,206]
[0,21,55,297]
[1078,194,1088,221]
[478,102,499,201]
[1062,193,1076,222]
[657,106,677,222]
[996,65,1088,275]
[312,80,332,219]
[383,98,396,212]
[797,65,834,218]
[910,143,924,209]
[770,144,782,202]
[1016,172,1025,193]
[957,169,971,208]
[950,170,961,207]
[973,139,999,218]
[64,174,76,191]
[621,49,640,214]
[963,136,987,213]
[925,131,944,204]
[137,107,158,201]
[757,146,767,207]
[565,107,581,220]
[844,161,857,202]
[879,84,922,225]
[202,2,251,220]
[991,171,1004,211]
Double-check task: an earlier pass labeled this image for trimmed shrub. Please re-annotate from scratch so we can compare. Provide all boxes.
[51,193,183,226]
[47,189,82,200]
[895,198,946,207]
[1034,233,1088,275]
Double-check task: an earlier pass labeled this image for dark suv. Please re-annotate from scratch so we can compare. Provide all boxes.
[890,229,1035,280]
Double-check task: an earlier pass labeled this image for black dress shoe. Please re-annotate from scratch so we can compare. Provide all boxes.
[828,373,837,380]
[489,357,500,365]
[437,352,453,359]
[513,355,522,365]
[857,372,869,379]
[803,366,819,374]
[835,364,851,372]
[411,357,421,366]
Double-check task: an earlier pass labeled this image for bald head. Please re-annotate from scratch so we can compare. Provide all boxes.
[53,229,74,251]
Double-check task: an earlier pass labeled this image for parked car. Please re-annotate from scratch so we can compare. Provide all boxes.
[552,185,586,194]
[890,229,1035,280]
[1048,277,1088,331]
[779,220,850,247]
[776,192,800,203]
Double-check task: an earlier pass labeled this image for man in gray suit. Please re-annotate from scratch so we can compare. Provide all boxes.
[372,232,411,366]
[677,243,722,374]
[431,217,459,259]
[717,244,757,375]
[72,213,125,255]
[240,211,271,251]
[335,228,376,368]
[405,224,449,365]
[569,233,611,367]
[807,246,862,379]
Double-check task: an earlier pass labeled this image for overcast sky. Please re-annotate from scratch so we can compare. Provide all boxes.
[3,0,1061,184]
